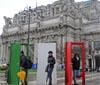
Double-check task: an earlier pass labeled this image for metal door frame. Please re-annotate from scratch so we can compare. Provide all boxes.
[65,42,85,85]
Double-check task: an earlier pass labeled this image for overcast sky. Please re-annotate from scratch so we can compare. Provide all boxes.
[0,0,94,35]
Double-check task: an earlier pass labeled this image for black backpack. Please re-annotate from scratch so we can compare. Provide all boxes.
[24,58,33,69]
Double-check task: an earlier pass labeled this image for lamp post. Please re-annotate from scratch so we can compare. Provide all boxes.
[90,32,95,71]
[27,6,31,58]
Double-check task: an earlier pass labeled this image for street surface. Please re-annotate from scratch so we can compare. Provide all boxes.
[0,72,100,85]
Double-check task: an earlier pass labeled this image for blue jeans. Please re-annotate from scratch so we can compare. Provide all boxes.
[47,68,53,85]
[73,70,80,84]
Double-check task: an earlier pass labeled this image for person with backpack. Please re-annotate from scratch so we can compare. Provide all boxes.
[45,51,56,85]
[20,51,33,85]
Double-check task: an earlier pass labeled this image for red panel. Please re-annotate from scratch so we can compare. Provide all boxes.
[65,42,72,85]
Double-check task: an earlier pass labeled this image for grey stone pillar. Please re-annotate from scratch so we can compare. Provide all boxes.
[34,39,39,64]
[34,43,38,64]
[66,27,74,42]
[2,44,6,63]
[0,46,1,64]
[5,43,8,63]
[0,44,3,64]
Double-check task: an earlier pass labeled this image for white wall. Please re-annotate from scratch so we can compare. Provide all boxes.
[37,43,57,85]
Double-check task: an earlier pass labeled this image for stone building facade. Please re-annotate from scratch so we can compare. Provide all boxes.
[80,0,100,70]
[1,0,100,68]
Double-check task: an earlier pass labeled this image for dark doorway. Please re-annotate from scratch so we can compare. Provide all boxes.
[88,59,92,70]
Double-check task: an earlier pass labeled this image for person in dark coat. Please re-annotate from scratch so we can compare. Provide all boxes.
[20,51,27,85]
[45,51,56,85]
[72,53,80,85]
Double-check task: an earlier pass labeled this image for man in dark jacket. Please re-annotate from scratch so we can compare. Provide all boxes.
[72,53,80,85]
[46,51,56,85]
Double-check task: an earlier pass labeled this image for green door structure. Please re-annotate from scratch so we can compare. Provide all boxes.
[7,42,34,85]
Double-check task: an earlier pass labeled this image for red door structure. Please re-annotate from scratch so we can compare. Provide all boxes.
[65,42,85,85]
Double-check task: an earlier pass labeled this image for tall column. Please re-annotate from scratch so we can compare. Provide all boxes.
[60,35,63,63]
[34,39,39,64]
[0,44,2,64]
[1,43,9,64]
[2,44,6,63]
[56,35,63,63]
[91,41,95,70]
[5,43,9,63]
[34,43,38,64]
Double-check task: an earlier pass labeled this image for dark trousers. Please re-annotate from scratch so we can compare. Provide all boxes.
[47,68,53,85]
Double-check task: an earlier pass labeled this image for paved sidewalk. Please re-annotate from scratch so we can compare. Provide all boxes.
[28,72,100,85]
[0,72,100,85]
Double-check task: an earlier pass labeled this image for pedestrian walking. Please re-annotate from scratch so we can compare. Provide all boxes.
[45,51,56,85]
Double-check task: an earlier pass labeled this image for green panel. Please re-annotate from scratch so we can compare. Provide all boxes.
[8,43,21,85]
